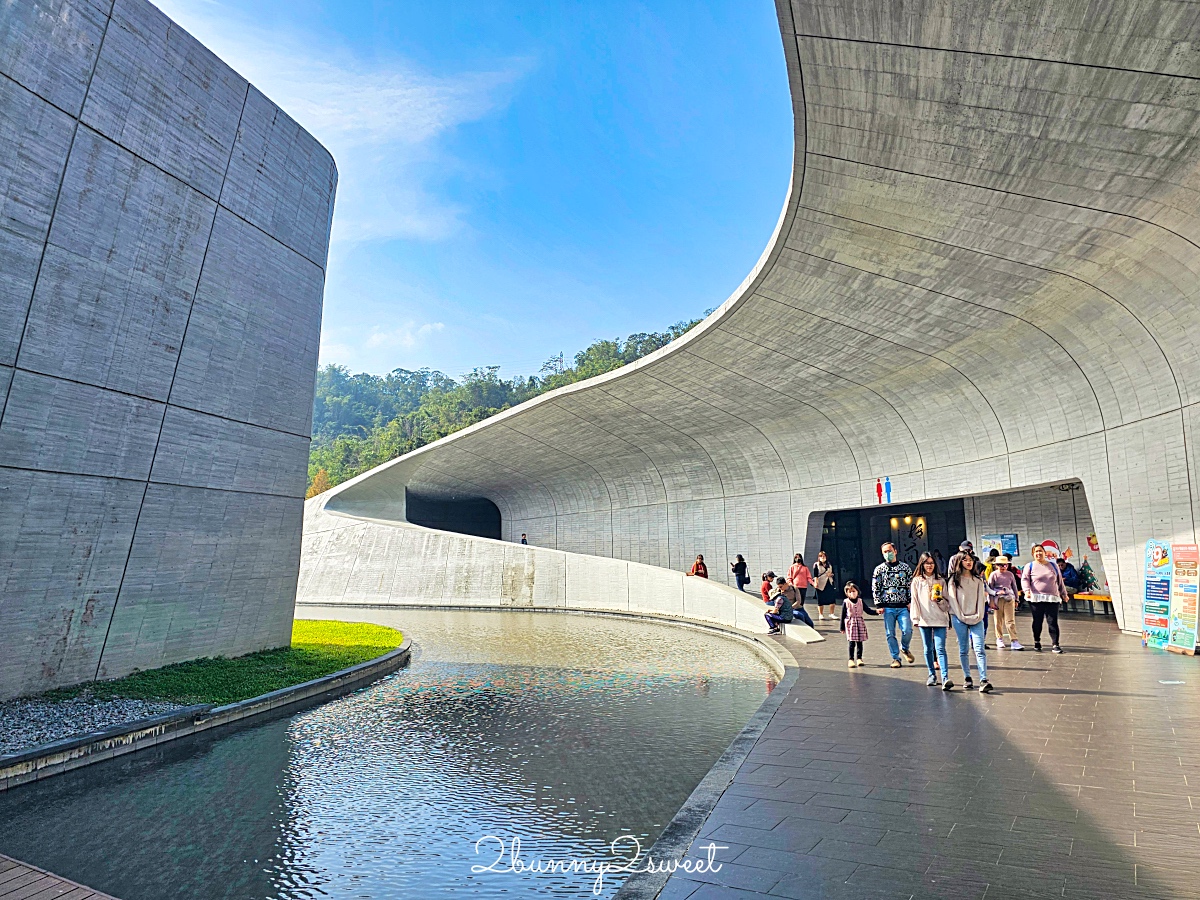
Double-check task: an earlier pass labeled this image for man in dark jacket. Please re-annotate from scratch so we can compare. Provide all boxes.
[1058,556,1080,610]
[872,542,915,667]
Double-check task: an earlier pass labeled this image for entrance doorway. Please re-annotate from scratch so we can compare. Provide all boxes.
[821,499,967,592]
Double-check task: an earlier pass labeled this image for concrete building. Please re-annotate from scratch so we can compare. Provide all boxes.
[0,0,336,698]
[299,0,1200,636]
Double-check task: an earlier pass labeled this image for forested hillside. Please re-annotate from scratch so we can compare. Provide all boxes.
[307,315,707,495]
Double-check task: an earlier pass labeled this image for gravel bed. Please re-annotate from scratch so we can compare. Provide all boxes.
[0,694,188,757]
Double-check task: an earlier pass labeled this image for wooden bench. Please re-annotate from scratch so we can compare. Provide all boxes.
[1074,593,1115,616]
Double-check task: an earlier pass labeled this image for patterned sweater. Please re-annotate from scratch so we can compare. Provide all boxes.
[872,560,914,608]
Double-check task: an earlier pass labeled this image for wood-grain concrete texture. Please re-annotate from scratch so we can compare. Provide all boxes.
[0,0,336,698]
[303,0,1200,632]
[299,498,800,637]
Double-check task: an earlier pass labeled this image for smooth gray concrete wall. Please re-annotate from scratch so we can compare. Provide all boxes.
[300,0,1200,634]
[0,0,336,698]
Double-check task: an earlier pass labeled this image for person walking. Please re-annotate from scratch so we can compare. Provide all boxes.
[1022,543,1069,652]
[839,581,880,667]
[731,554,749,591]
[760,571,775,604]
[788,554,813,608]
[687,555,708,578]
[946,551,992,692]
[910,552,950,687]
[813,551,837,620]
[871,542,915,668]
[764,579,795,635]
[987,555,1023,649]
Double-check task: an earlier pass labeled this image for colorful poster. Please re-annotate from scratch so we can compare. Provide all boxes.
[1143,539,1172,649]
[1001,533,1019,557]
[980,534,1003,557]
[1169,543,1200,655]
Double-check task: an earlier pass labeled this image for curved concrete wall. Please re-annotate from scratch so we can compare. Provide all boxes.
[300,0,1200,633]
[0,0,336,697]
[300,498,781,635]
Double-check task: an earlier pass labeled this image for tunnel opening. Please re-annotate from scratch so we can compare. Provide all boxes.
[405,490,502,540]
[817,481,1115,622]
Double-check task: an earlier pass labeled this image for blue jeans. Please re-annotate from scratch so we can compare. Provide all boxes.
[793,605,815,628]
[883,607,912,660]
[919,625,948,679]
[952,617,987,681]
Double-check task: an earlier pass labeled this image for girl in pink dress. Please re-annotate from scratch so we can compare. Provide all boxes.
[838,581,880,667]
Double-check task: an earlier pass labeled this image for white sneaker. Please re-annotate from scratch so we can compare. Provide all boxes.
[996,640,1006,650]
[1010,640,1025,650]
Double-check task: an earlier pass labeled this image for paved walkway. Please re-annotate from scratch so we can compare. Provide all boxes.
[660,614,1200,900]
[0,855,117,900]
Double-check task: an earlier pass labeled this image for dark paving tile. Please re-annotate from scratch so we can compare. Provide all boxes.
[656,619,1200,900]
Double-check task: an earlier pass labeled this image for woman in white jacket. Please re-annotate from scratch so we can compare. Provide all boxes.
[910,552,950,689]
[946,552,993,693]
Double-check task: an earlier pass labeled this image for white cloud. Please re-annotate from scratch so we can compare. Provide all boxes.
[154,0,524,245]
[364,321,446,350]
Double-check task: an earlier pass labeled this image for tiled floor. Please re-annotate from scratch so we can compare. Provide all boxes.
[659,614,1200,899]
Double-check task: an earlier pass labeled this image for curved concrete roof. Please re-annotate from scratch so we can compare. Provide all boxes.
[317,0,1200,627]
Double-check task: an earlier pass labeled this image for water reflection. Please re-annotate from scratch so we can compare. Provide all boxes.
[0,609,774,899]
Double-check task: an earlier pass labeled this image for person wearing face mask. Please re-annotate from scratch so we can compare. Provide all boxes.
[871,542,915,668]
[813,551,837,621]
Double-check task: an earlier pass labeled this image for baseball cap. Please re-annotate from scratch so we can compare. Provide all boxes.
[959,541,974,552]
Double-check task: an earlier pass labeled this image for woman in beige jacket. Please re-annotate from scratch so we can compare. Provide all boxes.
[946,552,992,693]
[910,552,950,688]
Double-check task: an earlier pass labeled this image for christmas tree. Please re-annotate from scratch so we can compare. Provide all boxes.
[1078,557,1098,593]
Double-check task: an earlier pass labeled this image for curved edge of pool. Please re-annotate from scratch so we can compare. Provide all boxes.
[613,620,799,900]
[298,600,801,900]
[0,636,413,794]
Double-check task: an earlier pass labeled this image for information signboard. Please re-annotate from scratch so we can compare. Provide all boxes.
[1168,543,1200,655]
[1143,539,1172,649]
[980,533,1019,559]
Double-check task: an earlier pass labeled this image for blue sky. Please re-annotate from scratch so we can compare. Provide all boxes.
[157,0,793,378]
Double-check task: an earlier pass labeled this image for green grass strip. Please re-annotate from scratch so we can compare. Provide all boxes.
[45,620,403,706]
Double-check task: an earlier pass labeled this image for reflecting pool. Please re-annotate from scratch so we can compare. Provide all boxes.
[0,608,776,899]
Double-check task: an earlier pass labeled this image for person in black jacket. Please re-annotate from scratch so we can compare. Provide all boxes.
[731,554,749,591]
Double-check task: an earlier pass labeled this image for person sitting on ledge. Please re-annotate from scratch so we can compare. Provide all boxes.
[765,579,795,635]
[775,576,815,629]
[760,571,776,604]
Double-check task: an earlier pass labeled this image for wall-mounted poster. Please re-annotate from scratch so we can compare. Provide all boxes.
[1143,539,1172,649]
[1169,543,1200,655]
[980,533,1019,559]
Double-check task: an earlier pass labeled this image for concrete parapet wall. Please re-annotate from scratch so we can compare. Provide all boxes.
[0,0,336,698]
[300,500,779,635]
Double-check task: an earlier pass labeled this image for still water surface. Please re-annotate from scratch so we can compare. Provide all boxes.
[0,609,775,899]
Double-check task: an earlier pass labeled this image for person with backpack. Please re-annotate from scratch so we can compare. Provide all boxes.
[1022,543,1069,653]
